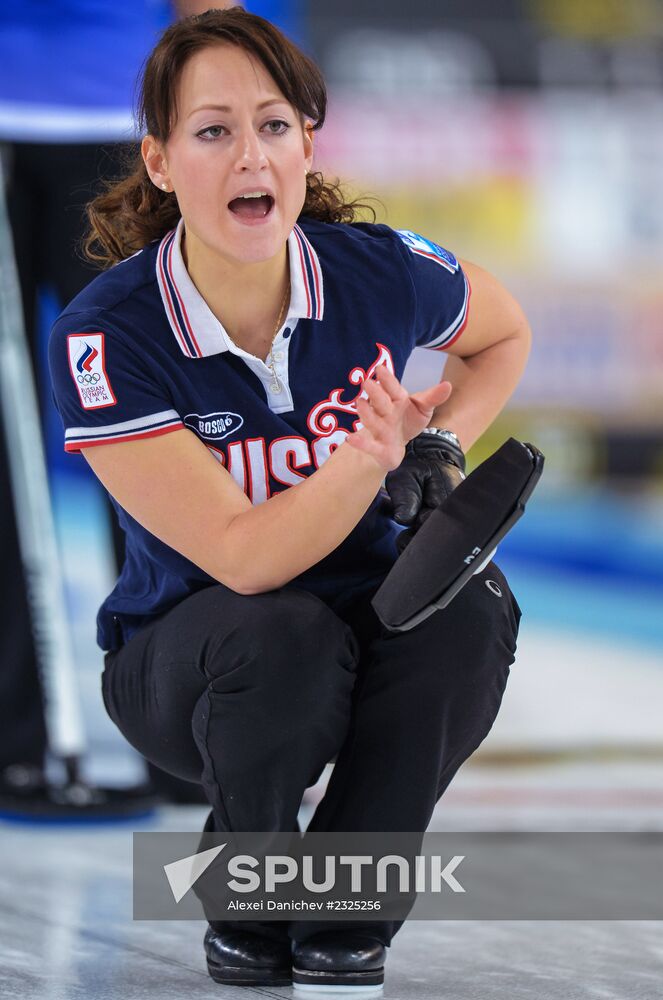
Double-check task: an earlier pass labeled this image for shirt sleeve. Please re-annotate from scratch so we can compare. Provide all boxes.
[394,229,471,350]
[48,315,184,453]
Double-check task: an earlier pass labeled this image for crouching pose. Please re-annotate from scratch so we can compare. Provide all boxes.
[48,8,530,993]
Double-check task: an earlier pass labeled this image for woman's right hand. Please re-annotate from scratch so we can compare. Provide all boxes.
[346,364,453,472]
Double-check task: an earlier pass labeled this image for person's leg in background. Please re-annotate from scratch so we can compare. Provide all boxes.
[0,140,203,806]
[0,142,49,792]
[0,421,49,780]
[288,560,522,946]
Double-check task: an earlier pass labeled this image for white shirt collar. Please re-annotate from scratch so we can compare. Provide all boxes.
[155,217,324,359]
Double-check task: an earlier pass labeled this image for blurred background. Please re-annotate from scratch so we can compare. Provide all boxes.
[303,0,663,763]
[2,0,662,806]
[0,4,661,998]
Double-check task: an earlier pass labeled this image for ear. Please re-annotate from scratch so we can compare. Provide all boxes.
[141,135,171,192]
[303,121,314,174]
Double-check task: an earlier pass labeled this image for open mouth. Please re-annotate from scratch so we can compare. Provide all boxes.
[228,193,275,222]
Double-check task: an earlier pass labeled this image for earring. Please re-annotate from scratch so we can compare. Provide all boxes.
[161,183,168,191]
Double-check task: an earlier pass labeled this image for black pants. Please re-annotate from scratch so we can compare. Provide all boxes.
[102,561,521,946]
[0,141,131,767]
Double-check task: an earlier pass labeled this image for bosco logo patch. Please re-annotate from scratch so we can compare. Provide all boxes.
[184,411,244,441]
[396,230,459,274]
[67,333,116,409]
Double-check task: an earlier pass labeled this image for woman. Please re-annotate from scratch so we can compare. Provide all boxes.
[48,7,530,993]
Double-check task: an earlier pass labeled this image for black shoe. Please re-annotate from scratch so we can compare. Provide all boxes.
[292,931,386,993]
[204,926,292,987]
[0,763,158,821]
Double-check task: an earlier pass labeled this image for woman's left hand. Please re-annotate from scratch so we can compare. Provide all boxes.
[345,365,453,471]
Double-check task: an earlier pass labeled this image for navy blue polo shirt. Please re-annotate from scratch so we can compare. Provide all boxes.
[48,218,470,651]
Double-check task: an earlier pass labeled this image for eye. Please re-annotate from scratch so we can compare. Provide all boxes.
[197,125,227,140]
[262,119,290,135]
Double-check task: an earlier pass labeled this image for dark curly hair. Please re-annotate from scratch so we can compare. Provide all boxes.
[84,7,376,267]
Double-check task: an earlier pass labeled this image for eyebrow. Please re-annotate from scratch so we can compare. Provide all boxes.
[187,98,288,118]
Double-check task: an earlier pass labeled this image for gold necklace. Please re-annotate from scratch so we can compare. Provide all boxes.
[266,285,289,394]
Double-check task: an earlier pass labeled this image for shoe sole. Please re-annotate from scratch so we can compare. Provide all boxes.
[206,957,292,986]
[293,966,385,992]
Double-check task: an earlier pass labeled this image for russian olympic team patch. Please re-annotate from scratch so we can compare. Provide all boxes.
[67,332,117,410]
[396,230,459,274]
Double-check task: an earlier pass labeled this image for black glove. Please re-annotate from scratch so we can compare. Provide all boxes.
[383,432,466,553]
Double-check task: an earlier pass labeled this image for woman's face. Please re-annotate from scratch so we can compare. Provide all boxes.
[147,43,314,266]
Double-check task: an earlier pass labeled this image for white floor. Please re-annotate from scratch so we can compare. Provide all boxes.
[1,752,663,1000]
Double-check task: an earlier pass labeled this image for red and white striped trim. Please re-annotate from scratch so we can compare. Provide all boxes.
[64,410,184,452]
[422,273,472,351]
[292,223,324,320]
[156,220,325,358]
